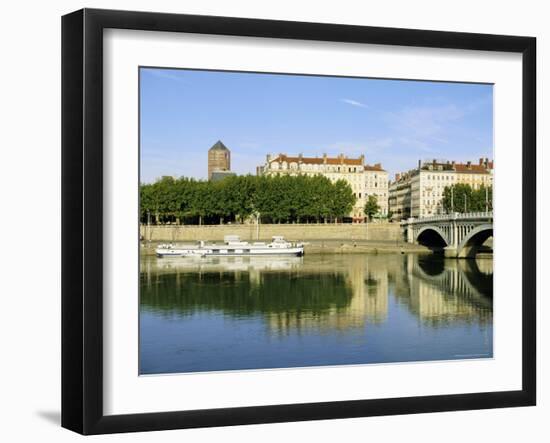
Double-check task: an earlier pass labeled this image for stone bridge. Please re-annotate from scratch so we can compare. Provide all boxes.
[401,212,493,258]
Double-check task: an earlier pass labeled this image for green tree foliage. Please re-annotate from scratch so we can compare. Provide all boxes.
[442,184,493,213]
[140,174,356,225]
[330,179,356,222]
[364,195,380,221]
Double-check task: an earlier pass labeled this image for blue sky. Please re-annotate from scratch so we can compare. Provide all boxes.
[140,68,493,183]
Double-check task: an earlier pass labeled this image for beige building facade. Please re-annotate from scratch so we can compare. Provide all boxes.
[257,153,388,221]
[388,171,413,221]
[389,158,493,221]
[364,164,389,217]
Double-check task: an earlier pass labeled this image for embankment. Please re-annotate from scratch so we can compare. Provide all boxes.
[140,222,403,242]
[139,223,434,255]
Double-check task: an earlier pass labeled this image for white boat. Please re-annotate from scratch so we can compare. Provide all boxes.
[155,235,304,258]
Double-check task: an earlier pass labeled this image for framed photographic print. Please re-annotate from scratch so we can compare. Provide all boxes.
[61,8,536,435]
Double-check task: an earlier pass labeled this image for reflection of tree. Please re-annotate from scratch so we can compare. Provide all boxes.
[140,271,353,318]
[140,252,493,333]
[363,271,388,323]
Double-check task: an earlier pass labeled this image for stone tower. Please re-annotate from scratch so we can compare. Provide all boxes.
[208,140,231,180]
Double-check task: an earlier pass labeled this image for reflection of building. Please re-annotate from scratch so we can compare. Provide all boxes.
[389,158,493,220]
[257,153,388,221]
[141,253,492,333]
[267,255,389,333]
[208,140,231,180]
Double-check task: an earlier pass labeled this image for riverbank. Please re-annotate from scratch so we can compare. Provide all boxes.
[138,223,493,256]
[140,222,403,242]
[140,239,433,256]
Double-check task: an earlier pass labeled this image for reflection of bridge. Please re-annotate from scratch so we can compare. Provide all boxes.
[403,255,492,326]
[410,255,493,300]
[401,212,493,258]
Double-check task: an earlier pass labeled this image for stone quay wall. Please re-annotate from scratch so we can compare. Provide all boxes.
[140,222,403,242]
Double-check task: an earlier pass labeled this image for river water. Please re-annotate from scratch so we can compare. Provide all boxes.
[139,253,493,374]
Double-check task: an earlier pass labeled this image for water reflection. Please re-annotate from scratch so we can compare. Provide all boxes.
[141,254,492,331]
[404,256,492,327]
[140,253,493,373]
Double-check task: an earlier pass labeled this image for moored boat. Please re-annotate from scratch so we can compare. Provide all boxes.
[156,235,304,258]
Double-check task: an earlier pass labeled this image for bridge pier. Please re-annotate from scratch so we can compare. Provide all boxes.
[444,246,458,258]
[406,218,415,243]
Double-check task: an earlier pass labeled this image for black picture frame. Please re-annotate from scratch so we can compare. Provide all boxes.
[62,8,536,435]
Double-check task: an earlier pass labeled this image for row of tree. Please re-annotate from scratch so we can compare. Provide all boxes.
[441,184,493,213]
[140,175,357,225]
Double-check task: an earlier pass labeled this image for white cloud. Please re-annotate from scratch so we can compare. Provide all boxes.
[389,104,463,137]
[144,69,188,83]
[340,98,368,108]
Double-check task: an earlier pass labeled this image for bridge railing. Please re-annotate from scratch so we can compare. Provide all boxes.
[401,211,493,225]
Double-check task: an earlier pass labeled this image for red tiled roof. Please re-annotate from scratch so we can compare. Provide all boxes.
[453,163,492,174]
[364,164,385,172]
[419,159,493,174]
[271,154,364,166]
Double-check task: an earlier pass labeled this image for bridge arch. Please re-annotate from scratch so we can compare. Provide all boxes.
[457,224,493,258]
[415,226,450,249]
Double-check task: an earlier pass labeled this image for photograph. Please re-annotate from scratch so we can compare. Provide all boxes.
[138,68,494,375]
